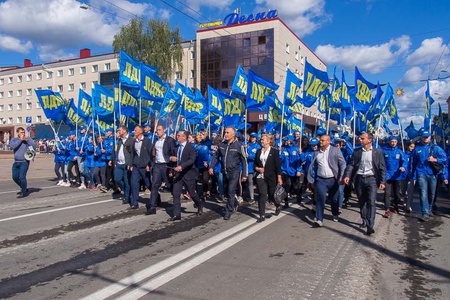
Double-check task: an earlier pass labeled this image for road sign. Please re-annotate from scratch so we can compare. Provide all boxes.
[26,116,32,125]
[27,126,31,132]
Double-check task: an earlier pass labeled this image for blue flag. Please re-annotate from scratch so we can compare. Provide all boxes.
[231,65,248,96]
[284,68,302,108]
[340,71,354,121]
[265,94,283,133]
[223,97,245,127]
[353,66,376,113]
[184,88,208,121]
[330,70,342,109]
[246,69,279,111]
[114,84,138,118]
[159,89,182,119]
[34,89,66,122]
[383,83,399,125]
[302,58,330,107]
[77,89,92,123]
[140,63,169,102]
[65,98,85,129]
[208,85,225,116]
[119,50,141,89]
[424,80,435,130]
[92,83,115,117]
[366,82,384,122]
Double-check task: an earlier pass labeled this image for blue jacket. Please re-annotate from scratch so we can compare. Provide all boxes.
[382,145,407,180]
[196,139,212,170]
[68,139,81,161]
[404,150,415,180]
[53,141,66,163]
[94,141,107,167]
[411,142,447,176]
[246,141,261,174]
[104,135,114,161]
[301,147,316,176]
[280,144,302,176]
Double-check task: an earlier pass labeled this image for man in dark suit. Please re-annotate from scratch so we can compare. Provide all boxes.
[113,125,134,204]
[169,130,203,221]
[307,135,346,227]
[130,126,152,210]
[343,132,386,235]
[148,124,177,213]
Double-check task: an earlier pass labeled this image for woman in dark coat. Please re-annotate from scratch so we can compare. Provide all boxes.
[254,133,283,222]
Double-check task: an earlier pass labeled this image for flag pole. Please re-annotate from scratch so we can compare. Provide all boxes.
[398,122,405,151]
[353,111,357,148]
[375,114,383,148]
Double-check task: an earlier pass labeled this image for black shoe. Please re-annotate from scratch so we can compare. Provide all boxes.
[168,216,181,221]
[256,216,265,223]
[359,220,367,228]
[122,199,130,205]
[224,214,231,220]
[129,205,139,210]
[367,227,375,235]
[275,206,282,216]
[17,192,28,198]
[145,208,157,215]
[197,206,204,216]
[112,189,121,195]
[283,202,289,209]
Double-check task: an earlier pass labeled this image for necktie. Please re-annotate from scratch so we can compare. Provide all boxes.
[177,145,184,165]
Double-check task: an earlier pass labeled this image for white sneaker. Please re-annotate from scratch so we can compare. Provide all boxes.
[236,196,243,204]
[78,185,86,190]
[56,180,63,186]
[62,182,71,187]
[313,219,323,227]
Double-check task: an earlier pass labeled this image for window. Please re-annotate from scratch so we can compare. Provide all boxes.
[36,72,42,80]
[17,103,22,110]
[36,102,41,109]
[80,66,86,74]
[8,104,13,111]
[0,105,3,112]
[17,117,22,124]
[17,89,22,97]
[301,56,304,64]
[0,91,3,99]
[57,85,63,92]
[57,69,63,77]
[68,83,74,91]
[7,117,12,124]
[80,82,86,90]
[8,91,13,98]
[46,71,52,79]
[104,63,111,71]
[286,62,290,69]
[92,65,98,73]
[36,87,42,90]
[27,74,32,82]
[0,78,3,85]
[36,115,42,123]
[295,51,299,61]
[17,75,22,83]
[190,70,195,78]
[221,80,228,89]
[244,38,251,47]
[286,43,290,53]
[190,51,196,59]
[26,88,32,96]
[26,102,32,110]
[258,36,266,44]
[8,77,13,84]
[68,68,74,76]
[175,72,182,80]
[47,86,52,90]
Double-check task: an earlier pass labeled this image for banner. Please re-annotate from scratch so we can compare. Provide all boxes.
[159,89,182,119]
[246,69,279,111]
[140,63,169,102]
[208,85,225,116]
[302,58,329,107]
[383,83,399,125]
[77,89,93,123]
[353,66,376,113]
[92,83,115,117]
[34,89,66,122]
[340,70,354,121]
[114,85,138,118]
[231,65,248,96]
[265,94,283,133]
[284,68,302,108]
[223,97,245,127]
[65,98,85,129]
[119,50,141,89]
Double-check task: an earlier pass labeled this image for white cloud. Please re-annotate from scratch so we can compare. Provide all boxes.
[185,0,233,11]
[255,0,331,36]
[0,34,33,53]
[399,67,425,86]
[315,35,411,74]
[406,37,449,66]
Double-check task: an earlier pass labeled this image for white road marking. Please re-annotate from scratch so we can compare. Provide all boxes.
[81,211,288,300]
[0,185,61,195]
[0,199,116,223]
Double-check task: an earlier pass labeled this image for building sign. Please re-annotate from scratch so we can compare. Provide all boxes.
[223,9,278,26]
[199,9,278,29]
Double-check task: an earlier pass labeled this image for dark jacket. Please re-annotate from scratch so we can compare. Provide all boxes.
[344,147,386,186]
[114,135,134,167]
[307,146,346,184]
[150,135,177,166]
[175,142,199,181]
[131,136,153,168]
[254,147,282,186]
[210,138,248,177]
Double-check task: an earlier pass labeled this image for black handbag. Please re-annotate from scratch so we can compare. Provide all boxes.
[429,145,444,175]
[274,184,287,205]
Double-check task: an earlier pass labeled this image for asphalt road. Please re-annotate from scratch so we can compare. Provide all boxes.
[0,154,449,299]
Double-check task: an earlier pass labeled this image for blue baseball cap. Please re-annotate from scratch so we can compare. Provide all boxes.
[317,128,326,136]
[250,133,258,138]
[310,138,319,145]
[105,128,114,132]
[389,135,399,141]
[421,130,431,137]
[69,130,76,136]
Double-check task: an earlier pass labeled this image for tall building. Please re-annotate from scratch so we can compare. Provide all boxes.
[0,9,327,141]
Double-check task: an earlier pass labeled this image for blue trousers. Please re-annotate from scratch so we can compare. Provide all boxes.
[223,171,240,214]
[417,174,437,218]
[315,177,340,222]
[12,161,30,193]
[115,164,130,201]
[131,167,150,207]
[148,163,169,210]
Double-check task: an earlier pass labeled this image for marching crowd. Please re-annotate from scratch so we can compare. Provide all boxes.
[10,123,449,234]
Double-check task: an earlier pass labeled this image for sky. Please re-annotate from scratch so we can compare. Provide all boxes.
[0,0,449,130]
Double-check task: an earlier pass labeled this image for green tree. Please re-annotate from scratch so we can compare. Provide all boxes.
[113,18,183,82]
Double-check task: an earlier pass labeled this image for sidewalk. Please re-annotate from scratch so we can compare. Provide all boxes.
[0,153,54,181]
